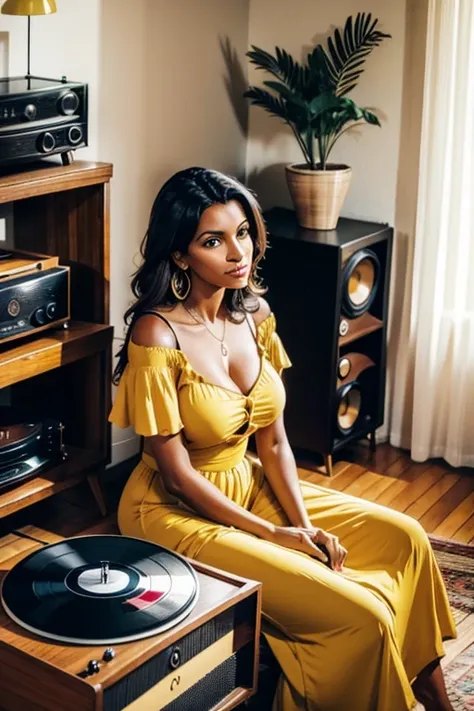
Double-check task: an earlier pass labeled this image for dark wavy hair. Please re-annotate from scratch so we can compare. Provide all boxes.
[112,167,268,384]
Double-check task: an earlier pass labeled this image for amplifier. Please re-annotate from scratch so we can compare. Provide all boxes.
[0,76,88,166]
[0,249,69,344]
[0,532,262,711]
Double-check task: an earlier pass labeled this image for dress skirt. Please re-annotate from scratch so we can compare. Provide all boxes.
[117,452,456,711]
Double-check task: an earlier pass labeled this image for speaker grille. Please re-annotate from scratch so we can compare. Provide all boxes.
[162,643,254,711]
[103,598,254,711]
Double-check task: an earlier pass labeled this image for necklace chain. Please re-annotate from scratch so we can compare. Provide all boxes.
[183,305,228,357]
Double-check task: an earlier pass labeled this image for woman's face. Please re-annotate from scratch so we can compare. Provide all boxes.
[174,200,254,290]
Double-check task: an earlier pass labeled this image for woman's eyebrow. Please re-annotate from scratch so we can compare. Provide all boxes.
[196,219,249,241]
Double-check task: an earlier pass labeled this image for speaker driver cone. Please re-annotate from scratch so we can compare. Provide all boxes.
[336,382,362,434]
[342,249,380,318]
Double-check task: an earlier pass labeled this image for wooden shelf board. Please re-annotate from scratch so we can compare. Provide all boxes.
[0,161,113,204]
[0,321,113,388]
[339,320,383,346]
[0,446,106,519]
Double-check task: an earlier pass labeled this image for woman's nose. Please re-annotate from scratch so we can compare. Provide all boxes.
[227,238,245,262]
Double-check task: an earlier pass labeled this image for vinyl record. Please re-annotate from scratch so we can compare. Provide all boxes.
[1,535,199,645]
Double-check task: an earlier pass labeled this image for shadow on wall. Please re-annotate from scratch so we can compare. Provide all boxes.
[246,162,291,211]
[219,35,249,140]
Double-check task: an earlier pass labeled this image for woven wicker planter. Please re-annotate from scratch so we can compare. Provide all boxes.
[285,163,352,230]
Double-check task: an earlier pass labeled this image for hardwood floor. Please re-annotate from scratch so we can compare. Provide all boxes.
[0,440,472,544]
[0,442,472,711]
[297,441,474,544]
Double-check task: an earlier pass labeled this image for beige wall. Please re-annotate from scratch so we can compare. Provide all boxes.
[98,0,250,463]
[245,0,406,225]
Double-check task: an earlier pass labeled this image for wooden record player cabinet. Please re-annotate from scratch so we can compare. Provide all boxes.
[0,527,262,711]
[0,161,114,519]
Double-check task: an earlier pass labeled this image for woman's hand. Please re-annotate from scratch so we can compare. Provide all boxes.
[266,525,347,571]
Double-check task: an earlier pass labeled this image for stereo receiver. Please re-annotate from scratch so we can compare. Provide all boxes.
[0,75,88,166]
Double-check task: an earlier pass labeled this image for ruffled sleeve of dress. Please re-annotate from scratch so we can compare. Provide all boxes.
[109,342,186,437]
[258,313,292,375]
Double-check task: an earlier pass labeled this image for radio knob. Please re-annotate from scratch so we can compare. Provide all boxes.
[67,126,83,145]
[39,132,56,153]
[24,103,37,120]
[31,307,47,326]
[58,90,79,116]
[45,302,57,320]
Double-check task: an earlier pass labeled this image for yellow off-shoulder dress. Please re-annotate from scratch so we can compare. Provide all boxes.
[109,313,456,711]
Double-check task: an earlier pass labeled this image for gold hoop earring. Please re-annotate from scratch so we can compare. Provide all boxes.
[171,268,191,301]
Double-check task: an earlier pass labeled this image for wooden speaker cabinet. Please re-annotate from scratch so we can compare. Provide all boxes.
[262,208,393,475]
[0,529,261,711]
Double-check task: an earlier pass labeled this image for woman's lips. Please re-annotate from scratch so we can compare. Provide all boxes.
[226,265,248,277]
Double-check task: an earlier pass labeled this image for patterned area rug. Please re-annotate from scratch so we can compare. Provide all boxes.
[431,536,474,709]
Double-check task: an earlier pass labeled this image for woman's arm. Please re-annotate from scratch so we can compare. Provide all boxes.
[147,432,328,563]
[254,414,312,528]
[254,416,347,570]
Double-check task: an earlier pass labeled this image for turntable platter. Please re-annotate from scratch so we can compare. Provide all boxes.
[0,535,199,645]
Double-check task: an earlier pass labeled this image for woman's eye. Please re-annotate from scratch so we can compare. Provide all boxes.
[203,237,221,248]
[237,226,250,239]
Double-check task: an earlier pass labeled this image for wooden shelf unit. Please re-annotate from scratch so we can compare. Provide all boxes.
[0,161,114,519]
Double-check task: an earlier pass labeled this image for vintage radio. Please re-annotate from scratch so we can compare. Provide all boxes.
[0,76,88,166]
[0,248,69,343]
[0,534,261,711]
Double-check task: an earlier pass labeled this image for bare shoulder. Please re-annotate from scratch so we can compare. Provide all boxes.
[251,297,272,327]
[130,313,178,349]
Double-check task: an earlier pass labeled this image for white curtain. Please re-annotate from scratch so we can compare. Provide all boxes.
[389,0,474,467]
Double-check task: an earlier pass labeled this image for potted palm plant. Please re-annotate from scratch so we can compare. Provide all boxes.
[244,13,391,229]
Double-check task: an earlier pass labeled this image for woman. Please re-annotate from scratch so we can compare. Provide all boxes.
[110,167,456,711]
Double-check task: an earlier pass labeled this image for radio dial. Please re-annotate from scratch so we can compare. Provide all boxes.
[59,90,79,116]
[45,302,57,320]
[24,103,37,120]
[68,126,83,145]
[39,132,56,153]
[31,307,47,326]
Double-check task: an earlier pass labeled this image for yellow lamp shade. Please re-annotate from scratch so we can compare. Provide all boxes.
[1,0,57,15]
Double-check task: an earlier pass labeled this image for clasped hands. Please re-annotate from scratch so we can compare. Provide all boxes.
[267,525,347,572]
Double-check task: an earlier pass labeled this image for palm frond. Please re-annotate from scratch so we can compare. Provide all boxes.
[246,45,306,93]
[321,12,391,96]
[243,87,290,122]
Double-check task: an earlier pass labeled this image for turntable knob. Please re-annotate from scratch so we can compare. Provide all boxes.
[86,659,101,675]
[31,307,47,326]
[58,90,80,116]
[24,103,37,120]
[68,125,83,145]
[169,647,181,669]
[38,132,56,153]
[103,648,116,662]
[45,301,57,320]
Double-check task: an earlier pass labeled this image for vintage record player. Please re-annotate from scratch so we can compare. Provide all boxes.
[0,534,261,711]
[0,406,66,491]
[0,247,69,344]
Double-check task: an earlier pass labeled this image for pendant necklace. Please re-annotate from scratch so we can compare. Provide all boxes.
[184,305,228,357]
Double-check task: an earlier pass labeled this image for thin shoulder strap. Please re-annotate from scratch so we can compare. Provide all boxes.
[244,311,258,345]
[139,310,182,350]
